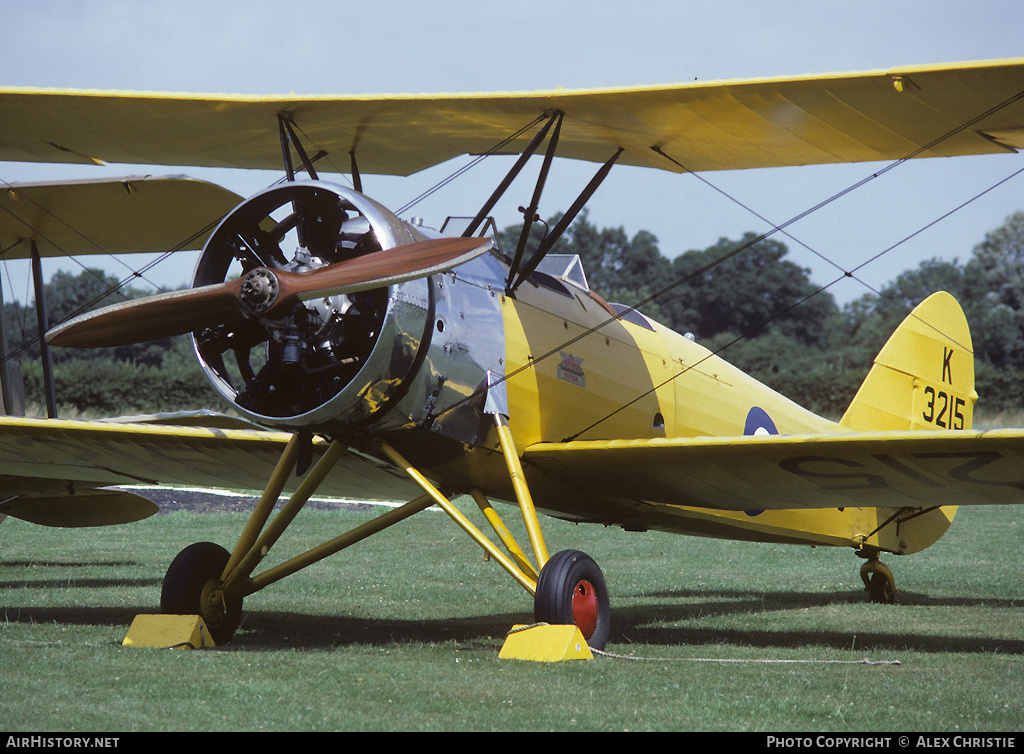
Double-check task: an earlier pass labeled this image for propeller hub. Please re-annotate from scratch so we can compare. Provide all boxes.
[239,268,280,315]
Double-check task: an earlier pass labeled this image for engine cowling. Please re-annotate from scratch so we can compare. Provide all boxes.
[191,181,435,433]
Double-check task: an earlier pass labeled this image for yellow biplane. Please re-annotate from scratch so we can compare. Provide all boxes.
[2,59,1024,650]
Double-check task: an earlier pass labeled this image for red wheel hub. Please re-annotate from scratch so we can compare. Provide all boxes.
[571,579,599,638]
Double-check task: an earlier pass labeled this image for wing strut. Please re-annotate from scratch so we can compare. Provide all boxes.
[506,112,564,289]
[349,150,362,193]
[463,111,561,239]
[507,146,624,294]
[277,113,320,182]
[29,240,57,418]
[0,260,18,415]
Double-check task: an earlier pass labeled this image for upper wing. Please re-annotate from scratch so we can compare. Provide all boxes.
[0,415,421,526]
[1,59,1022,176]
[0,175,243,258]
[523,428,1024,512]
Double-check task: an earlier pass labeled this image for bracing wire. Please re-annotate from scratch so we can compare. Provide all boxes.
[432,84,1024,436]
[560,161,1024,440]
[0,179,166,292]
[0,196,224,364]
[0,112,550,367]
[395,114,550,216]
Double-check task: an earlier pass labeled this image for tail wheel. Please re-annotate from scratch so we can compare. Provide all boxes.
[534,549,611,650]
[860,559,897,604]
[161,542,243,644]
[866,569,896,604]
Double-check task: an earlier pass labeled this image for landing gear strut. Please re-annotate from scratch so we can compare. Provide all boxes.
[156,418,615,650]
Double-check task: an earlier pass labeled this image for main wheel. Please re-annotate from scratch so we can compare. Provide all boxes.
[161,542,242,644]
[534,549,611,650]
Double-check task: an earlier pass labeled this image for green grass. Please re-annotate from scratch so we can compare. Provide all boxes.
[3,499,1024,732]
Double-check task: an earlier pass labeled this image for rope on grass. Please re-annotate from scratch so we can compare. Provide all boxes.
[507,624,901,665]
[590,648,901,666]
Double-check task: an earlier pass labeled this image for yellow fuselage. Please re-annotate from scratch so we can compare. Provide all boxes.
[484,278,954,557]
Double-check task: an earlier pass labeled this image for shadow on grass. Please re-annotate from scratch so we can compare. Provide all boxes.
[0,603,525,652]
[1,559,142,569]
[2,604,146,632]
[5,586,1023,655]
[2,577,163,590]
[230,609,525,651]
[611,587,1024,654]
[1,559,161,592]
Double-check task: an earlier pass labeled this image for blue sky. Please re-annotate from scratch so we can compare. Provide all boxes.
[3,0,1023,306]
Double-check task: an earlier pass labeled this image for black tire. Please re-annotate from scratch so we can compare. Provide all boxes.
[161,541,242,644]
[534,549,611,650]
[866,569,895,604]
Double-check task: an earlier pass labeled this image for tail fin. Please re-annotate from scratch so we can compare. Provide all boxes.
[841,291,976,432]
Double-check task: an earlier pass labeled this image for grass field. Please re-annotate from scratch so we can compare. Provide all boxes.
[3,495,1024,732]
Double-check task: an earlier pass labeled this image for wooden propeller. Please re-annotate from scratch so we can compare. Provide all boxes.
[46,236,492,348]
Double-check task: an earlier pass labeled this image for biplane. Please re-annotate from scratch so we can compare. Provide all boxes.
[2,59,1024,650]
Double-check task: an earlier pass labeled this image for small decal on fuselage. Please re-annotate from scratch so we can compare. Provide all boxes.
[557,351,586,388]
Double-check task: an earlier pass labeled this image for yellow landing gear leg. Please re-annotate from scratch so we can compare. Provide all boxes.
[491,415,549,570]
[379,414,608,660]
[148,435,438,648]
[377,415,555,595]
[488,415,609,654]
[378,441,538,594]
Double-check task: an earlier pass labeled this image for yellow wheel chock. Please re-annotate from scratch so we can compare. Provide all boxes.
[498,623,593,662]
[122,614,215,650]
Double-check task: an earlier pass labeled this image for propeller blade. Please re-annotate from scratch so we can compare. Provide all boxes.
[45,282,246,348]
[46,236,493,349]
[270,236,493,309]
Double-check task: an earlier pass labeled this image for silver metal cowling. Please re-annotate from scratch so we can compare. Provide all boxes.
[192,181,431,432]
[371,252,507,447]
[190,180,507,447]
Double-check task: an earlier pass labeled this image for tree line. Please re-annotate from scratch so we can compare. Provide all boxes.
[2,269,215,416]
[4,209,1023,418]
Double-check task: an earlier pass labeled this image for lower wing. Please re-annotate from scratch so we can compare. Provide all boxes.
[523,429,1024,512]
[0,415,419,527]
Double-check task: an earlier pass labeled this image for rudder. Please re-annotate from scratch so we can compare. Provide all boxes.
[841,291,976,432]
